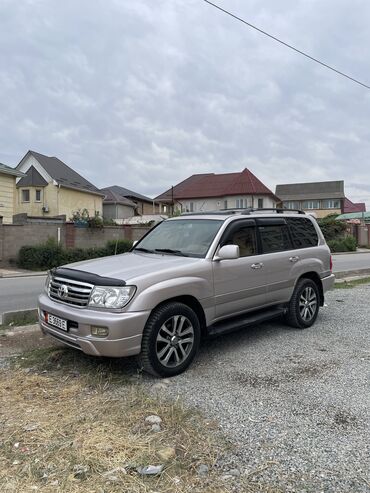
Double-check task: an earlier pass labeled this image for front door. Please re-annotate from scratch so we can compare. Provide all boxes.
[212,220,266,319]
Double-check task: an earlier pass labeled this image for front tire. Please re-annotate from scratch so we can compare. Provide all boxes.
[139,302,201,377]
[285,278,320,329]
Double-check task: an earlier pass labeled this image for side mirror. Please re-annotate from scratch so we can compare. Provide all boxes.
[214,244,239,261]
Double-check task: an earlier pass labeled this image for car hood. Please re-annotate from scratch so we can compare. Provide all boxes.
[63,251,202,282]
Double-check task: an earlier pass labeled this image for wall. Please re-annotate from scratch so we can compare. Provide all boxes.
[103,203,135,220]
[0,221,66,264]
[0,221,150,265]
[305,208,341,219]
[16,185,103,219]
[58,187,103,218]
[0,173,16,224]
[138,200,160,215]
[176,195,277,213]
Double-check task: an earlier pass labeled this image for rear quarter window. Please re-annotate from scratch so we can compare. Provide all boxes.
[286,217,318,248]
[258,224,292,253]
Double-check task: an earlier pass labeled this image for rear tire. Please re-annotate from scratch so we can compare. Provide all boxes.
[139,302,201,377]
[285,278,320,329]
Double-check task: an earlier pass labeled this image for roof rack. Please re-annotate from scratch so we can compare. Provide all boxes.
[180,211,237,216]
[241,207,306,215]
[180,208,306,216]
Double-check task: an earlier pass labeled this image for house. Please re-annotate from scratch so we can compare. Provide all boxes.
[343,197,366,214]
[101,185,160,222]
[0,163,25,224]
[15,150,104,219]
[155,168,279,214]
[275,180,366,218]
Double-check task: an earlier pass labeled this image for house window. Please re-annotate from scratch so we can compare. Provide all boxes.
[35,189,42,202]
[283,201,301,210]
[236,198,245,209]
[302,200,320,209]
[21,189,30,202]
[258,198,264,208]
[224,200,228,210]
[189,202,194,212]
[322,199,340,209]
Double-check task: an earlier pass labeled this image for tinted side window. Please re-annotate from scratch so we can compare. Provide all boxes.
[287,218,318,248]
[223,226,257,257]
[258,225,292,253]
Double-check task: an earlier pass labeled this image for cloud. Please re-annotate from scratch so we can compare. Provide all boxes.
[0,0,369,207]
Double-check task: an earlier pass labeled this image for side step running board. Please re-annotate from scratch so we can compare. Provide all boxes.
[207,307,286,337]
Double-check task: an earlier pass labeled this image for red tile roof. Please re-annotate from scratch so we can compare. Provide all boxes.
[343,197,366,214]
[155,168,276,201]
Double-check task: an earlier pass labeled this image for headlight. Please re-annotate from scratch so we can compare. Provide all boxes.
[88,285,136,309]
[44,272,51,294]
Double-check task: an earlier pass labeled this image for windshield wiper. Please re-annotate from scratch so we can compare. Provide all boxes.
[154,248,189,257]
[133,247,155,253]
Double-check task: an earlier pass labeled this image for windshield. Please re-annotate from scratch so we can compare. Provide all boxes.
[133,219,223,258]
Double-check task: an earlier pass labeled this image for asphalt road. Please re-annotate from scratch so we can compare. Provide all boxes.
[331,251,370,272]
[0,275,45,315]
[0,251,369,315]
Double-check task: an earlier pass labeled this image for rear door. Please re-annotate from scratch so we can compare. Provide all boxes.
[255,218,295,305]
[212,219,267,318]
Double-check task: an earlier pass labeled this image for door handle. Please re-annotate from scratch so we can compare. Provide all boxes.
[289,256,300,262]
[251,263,264,269]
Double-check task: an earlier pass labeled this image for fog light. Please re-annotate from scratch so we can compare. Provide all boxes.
[91,326,109,337]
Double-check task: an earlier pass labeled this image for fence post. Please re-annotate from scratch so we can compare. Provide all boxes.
[65,222,75,249]
[0,216,3,262]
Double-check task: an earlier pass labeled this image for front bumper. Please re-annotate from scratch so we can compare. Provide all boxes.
[38,293,150,357]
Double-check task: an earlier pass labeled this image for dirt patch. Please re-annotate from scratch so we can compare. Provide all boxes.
[0,325,61,359]
[235,362,337,388]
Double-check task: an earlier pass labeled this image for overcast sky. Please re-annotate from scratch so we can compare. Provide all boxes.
[1,0,370,205]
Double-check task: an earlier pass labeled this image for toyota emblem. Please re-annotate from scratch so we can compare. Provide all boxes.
[58,284,69,298]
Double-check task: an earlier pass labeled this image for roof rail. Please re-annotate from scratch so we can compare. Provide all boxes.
[180,211,238,216]
[241,208,306,215]
[180,208,306,216]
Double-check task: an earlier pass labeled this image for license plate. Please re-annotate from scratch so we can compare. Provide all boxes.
[46,313,68,332]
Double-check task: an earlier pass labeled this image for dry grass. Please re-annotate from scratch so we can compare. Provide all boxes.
[0,347,280,493]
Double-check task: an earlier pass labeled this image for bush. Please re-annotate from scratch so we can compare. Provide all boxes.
[317,214,346,242]
[18,238,133,270]
[327,235,357,253]
[105,239,133,255]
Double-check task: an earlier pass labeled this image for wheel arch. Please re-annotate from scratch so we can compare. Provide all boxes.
[149,296,207,337]
[297,272,324,306]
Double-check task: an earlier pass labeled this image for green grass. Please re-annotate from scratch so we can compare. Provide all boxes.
[334,277,370,289]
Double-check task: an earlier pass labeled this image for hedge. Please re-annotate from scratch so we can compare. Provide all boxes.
[18,238,133,270]
[317,214,347,242]
[327,235,357,253]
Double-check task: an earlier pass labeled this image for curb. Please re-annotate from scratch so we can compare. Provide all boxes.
[0,271,47,279]
[0,309,38,326]
[334,269,370,279]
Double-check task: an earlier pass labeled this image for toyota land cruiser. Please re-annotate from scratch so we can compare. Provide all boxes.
[38,208,335,377]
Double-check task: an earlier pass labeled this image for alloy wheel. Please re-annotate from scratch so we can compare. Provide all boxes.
[155,315,195,368]
[299,286,317,322]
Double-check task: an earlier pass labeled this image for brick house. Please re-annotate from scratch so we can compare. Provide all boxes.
[155,168,279,214]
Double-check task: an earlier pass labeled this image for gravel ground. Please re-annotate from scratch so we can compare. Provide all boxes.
[1,287,369,492]
[148,286,370,492]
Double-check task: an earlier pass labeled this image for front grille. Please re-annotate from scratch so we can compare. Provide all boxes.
[48,275,94,307]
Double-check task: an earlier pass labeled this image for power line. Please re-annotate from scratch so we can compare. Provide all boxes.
[202,0,370,90]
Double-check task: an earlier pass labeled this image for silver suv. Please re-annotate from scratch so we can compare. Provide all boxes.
[38,209,335,377]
